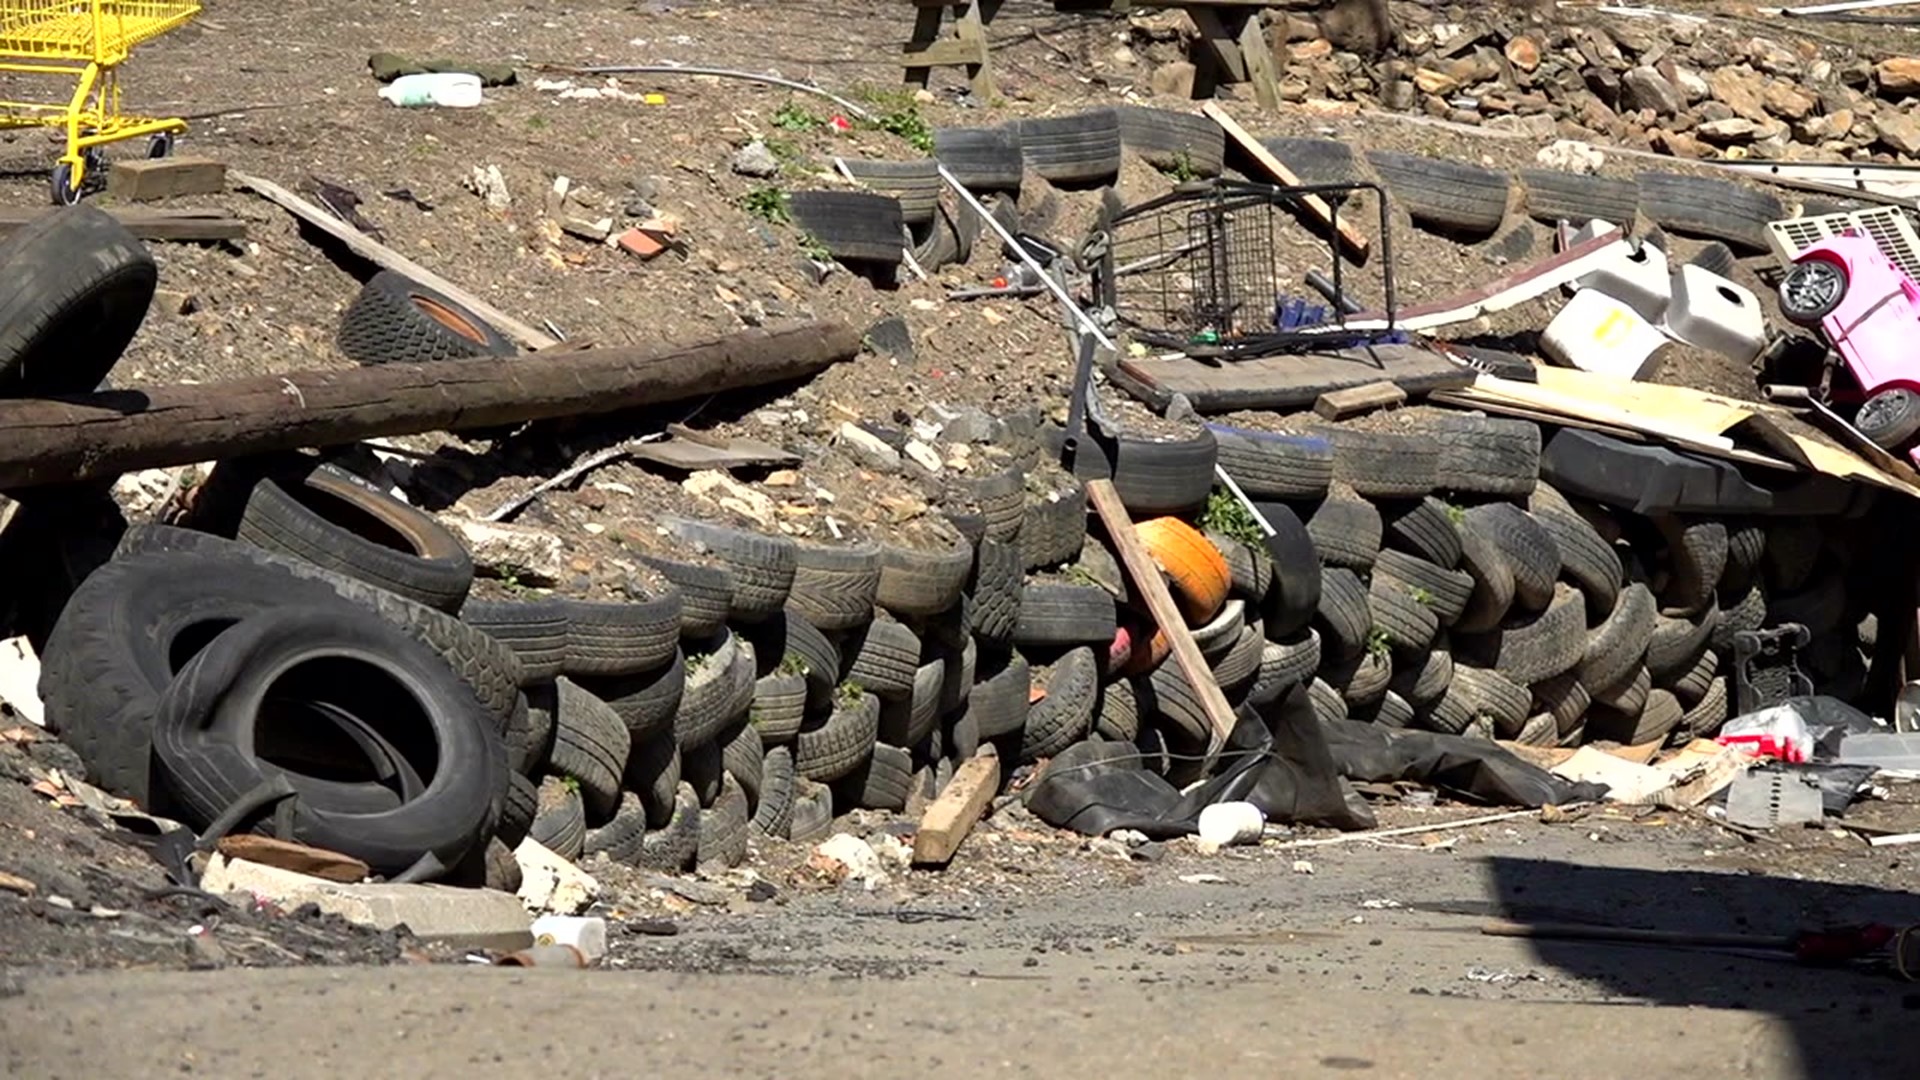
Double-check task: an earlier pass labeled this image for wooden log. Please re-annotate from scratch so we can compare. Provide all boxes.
[1086,478,1238,759]
[232,171,559,351]
[107,156,228,201]
[0,207,245,243]
[912,748,1000,867]
[1313,380,1405,420]
[0,321,859,489]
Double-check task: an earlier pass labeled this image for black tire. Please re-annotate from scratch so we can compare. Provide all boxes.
[1527,495,1622,620]
[1434,664,1530,738]
[1767,570,1845,635]
[1360,689,1417,730]
[786,780,836,844]
[662,516,797,623]
[1591,688,1685,746]
[1657,516,1728,618]
[1308,677,1349,724]
[839,158,939,225]
[632,553,731,640]
[638,782,700,871]
[1016,111,1123,185]
[1688,242,1738,279]
[1327,648,1392,706]
[1142,662,1213,743]
[749,671,808,745]
[1855,388,1920,452]
[1454,512,1516,635]
[1666,647,1719,706]
[1054,423,1219,517]
[547,677,631,821]
[1466,504,1559,613]
[583,791,649,866]
[1593,665,1651,714]
[969,653,1032,739]
[1382,496,1463,570]
[876,524,973,618]
[681,739,724,809]
[1020,475,1089,572]
[1532,671,1590,737]
[1366,150,1510,238]
[1372,549,1473,625]
[151,605,506,877]
[1764,519,1822,592]
[1714,581,1767,651]
[530,776,587,860]
[1325,428,1440,499]
[1473,583,1587,687]
[946,463,1026,544]
[38,549,384,805]
[794,690,880,782]
[1112,105,1225,176]
[461,597,567,685]
[1580,582,1655,695]
[1095,677,1140,742]
[496,772,538,848]
[1013,583,1117,648]
[788,541,883,631]
[1636,172,1782,253]
[1389,641,1453,709]
[1250,502,1321,639]
[840,617,922,698]
[1646,603,1719,682]
[837,742,914,811]
[1315,567,1371,660]
[1306,486,1383,571]
[114,524,523,734]
[934,125,1024,192]
[1723,519,1766,589]
[902,658,947,748]
[788,191,907,265]
[752,745,796,839]
[1260,137,1361,186]
[336,270,515,367]
[236,463,475,612]
[580,648,686,742]
[970,536,1024,646]
[739,609,840,708]
[696,774,751,867]
[675,631,757,750]
[1682,677,1729,739]
[1420,416,1541,497]
[1369,577,1439,654]
[1263,630,1324,696]
[558,568,683,679]
[623,733,681,828]
[1192,598,1247,660]
[1518,169,1639,229]
[1213,625,1266,695]
[0,205,155,396]
[720,717,765,812]
[1207,425,1334,499]
[1207,529,1273,604]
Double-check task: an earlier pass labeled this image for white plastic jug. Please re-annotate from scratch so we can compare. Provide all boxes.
[379,72,484,108]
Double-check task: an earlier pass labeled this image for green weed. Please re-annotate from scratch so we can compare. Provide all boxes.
[1200,488,1263,547]
[772,101,822,132]
[742,185,791,224]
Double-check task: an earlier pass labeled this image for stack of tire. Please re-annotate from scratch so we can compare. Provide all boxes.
[794,104,1225,276]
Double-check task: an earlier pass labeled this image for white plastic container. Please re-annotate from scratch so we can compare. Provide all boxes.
[1541,288,1671,381]
[379,72,484,108]
[530,914,607,963]
[1195,801,1265,851]
[1662,263,1768,365]
[1573,238,1671,322]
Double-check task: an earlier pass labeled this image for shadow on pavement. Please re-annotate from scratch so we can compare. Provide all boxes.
[1478,856,1920,1079]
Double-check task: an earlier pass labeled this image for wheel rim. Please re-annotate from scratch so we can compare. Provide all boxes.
[1784,261,1843,315]
[409,294,487,345]
[1859,389,1910,430]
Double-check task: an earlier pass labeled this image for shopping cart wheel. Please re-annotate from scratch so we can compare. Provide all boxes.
[48,164,81,207]
[148,133,175,160]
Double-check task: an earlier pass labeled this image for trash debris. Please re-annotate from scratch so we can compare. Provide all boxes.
[811,834,889,890]
[530,915,608,964]
[379,72,484,109]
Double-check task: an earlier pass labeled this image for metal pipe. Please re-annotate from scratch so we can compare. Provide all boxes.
[566,64,873,120]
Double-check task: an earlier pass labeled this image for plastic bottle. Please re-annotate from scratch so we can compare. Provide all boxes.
[378,72,484,108]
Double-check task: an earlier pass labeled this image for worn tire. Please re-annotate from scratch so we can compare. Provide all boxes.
[580,648,686,742]
[1681,677,1730,738]
[1532,671,1591,737]
[1646,603,1719,683]
[1714,581,1767,652]
[1373,549,1473,626]
[1369,577,1439,654]
[749,671,808,745]
[1657,516,1728,618]
[1016,111,1123,185]
[1054,424,1218,516]
[970,537,1023,646]
[795,690,880,782]
[785,781,836,845]
[695,774,751,867]
[1308,677,1350,724]
[675,632,757,750]
[1382,496,1463,570]
[1261,137,1361,186]
[1013,583,1118,649]
[840,618,922,698]
[1470,583,1587,687]
[839,158,939,225]
[788,190,907,264]
[1325,428,1440,498]
[1466,504,1559,613]
[1307,486,1383,571]
[337,269,513,368]
[0,204,157,396]
[1519,168,1639,229]
[547,677,631,821]
[788,541,883,631]
[1636,172,1781,253]
[637,782,700,871]
[1094,678,1140,743]
[1591,688,1686,747]
[934,125,1024,192]
[1666,647,1719,706]
[1112,105,1225,176]
[719,718,765,812]
[1528,493,1622,619]
[1454,513,1516,635]
[635,553,733,640]
[496,772,539,849]
[1315,567,1372,660]
[583,791,649,866]
[1020,476,1089,572]
[461,597,567,685]
[1366,150,1510,238]
[662,516,796,623]
[1421,416,1541,497]
[1207,529,1274,604]
[1207,425,1334,499]
[1432,664,1530,738]
[1593,665,1652,714]
[558,568,682,679]
[1328,648,1392,707]
[875,523,973,618]
[530,777,587,860]
[1021,648,1098,761]
[1264,630,1324,695]
[1390,643,1453,709]
[751,745,796,839]
[1580,582,1656,696]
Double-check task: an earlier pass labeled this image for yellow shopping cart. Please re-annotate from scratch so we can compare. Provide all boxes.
[0,1,200,205]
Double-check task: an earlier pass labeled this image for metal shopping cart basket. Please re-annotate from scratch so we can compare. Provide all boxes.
[0,1,201,205]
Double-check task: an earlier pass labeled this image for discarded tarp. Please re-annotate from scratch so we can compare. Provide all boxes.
[1322,721,1609,809]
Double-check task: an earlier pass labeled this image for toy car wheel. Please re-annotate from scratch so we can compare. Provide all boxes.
[1778,258,1847,327]
[1854,387,1920,451]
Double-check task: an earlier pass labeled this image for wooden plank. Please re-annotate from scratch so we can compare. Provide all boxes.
[106,156,227,201]
[1114,342,1471,412]
[1188,7,1248,81]
[899,37,985,67]
[1203,102,1369,259]
[1086,478,1237,757]
[232,170,559,351]
[901,2,946,88]
[1313,380,1405,420]
[0,206,244,243]
[1238,12,1282,110]
[911,748,1000,866]
[0,322,860,490]
[955,0,997,99]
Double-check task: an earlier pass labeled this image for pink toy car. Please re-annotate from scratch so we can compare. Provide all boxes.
[1778,233,1920,459]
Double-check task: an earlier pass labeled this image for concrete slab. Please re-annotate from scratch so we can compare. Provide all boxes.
[201,855,532,951]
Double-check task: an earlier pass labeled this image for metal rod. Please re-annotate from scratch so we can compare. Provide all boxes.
[1214,463,1275,538]
[565,64,872,119]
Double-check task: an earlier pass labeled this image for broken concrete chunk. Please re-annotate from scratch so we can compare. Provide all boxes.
[731,140,780,178]
[200,854,532,950]
[465,164,511,210]
[835,422,901,472]
[682,470,776,526]
[448,517,565,585]
[514,837,600,915]
[810,833,889,889]
[902,439,943,474]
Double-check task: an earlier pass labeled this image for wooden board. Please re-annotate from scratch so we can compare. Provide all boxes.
[106,156,226,201]
[1087,479,1237,757]
[232,171,559,351]
[1203,102,1370,259]
[1113,342,1472,412]
[1314,380,1405,420]
[0,206,244,242]
[1238,12,1282,110]
[911,749,1000,866]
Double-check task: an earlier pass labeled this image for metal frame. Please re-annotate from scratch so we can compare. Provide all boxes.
[1087,177,1397,360]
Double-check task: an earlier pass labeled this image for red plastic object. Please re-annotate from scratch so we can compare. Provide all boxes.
[1715,733,1808,763]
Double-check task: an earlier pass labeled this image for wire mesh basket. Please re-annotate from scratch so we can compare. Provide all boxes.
[1086,178,1396,359]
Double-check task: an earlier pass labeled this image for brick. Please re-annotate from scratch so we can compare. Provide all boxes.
[106,156,226,202]
[616,227,666,260]
[201,854,532,950]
